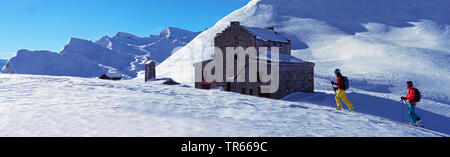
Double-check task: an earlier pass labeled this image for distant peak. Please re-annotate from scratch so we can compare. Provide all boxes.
[99,35,111,40]
[68,37,90,43]
[16,49,55,56]
[95,35,113,48]
[16,49,32,55]
[64,38,95,48]
[17,49,53,53]
[17,49,31,53]
[114,32,137,39]
[96,35,113,43]
[159,27,173,38]
[165,27,185,31]
[159,27,199,38]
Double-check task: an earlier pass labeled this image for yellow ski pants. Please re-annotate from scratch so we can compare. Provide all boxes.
[335,89,354,109]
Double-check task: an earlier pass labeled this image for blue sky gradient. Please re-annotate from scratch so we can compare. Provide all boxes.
[0,0,250,59]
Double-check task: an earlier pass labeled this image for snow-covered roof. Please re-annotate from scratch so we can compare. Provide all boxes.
[103,73,123,78]
[145,60,156,65]
[243,26,289,43]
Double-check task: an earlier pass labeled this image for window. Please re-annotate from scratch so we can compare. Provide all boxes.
[242,88,246,94]
[300,72,305,81]
[307,72,313,81]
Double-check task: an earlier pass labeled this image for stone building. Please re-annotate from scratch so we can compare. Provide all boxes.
[194,21,315,99]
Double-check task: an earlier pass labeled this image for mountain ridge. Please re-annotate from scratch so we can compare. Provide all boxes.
[2,27,201,78]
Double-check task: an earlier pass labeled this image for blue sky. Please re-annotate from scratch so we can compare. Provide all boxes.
[0,0,250,59]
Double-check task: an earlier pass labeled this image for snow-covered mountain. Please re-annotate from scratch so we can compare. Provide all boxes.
[95,27,200,63]
[2,27,201,78]
[157,0,450,133]
[2,49,113,77]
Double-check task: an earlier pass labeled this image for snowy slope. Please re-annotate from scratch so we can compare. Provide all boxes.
[157,0,450,134]
[284,78,450,135]
[0,74,446,137]
[2,27,200,78]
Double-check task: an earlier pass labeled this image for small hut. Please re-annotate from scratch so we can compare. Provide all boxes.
[99,73,122,81]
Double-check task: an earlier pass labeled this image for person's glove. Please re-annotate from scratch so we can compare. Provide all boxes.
[331,81,335,85]
[401,97,406,101]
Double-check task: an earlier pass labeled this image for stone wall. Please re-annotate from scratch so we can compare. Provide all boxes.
[274,62,315,99]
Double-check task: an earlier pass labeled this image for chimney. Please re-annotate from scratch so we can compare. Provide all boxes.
[145,60,156,82]
[230,21,240,26]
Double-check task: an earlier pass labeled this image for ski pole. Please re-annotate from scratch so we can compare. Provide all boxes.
[331,83,336,94]
[401,100,404,123]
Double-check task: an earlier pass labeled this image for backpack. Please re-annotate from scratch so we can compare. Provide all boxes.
[411,88,421,102]
[343,76,350,90]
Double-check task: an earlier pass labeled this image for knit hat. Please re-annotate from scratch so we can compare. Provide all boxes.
[335,69,341,74]
[407,81,413,87]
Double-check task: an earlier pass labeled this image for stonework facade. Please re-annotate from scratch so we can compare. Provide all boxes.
[145,60,156,82]
[194,21,314,99]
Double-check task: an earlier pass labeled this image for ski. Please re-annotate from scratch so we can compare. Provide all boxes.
[401,122,425,128]
[410,124,425,128]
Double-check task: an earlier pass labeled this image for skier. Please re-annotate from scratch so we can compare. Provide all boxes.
[401,81,422,126]
[331,69,355,112]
